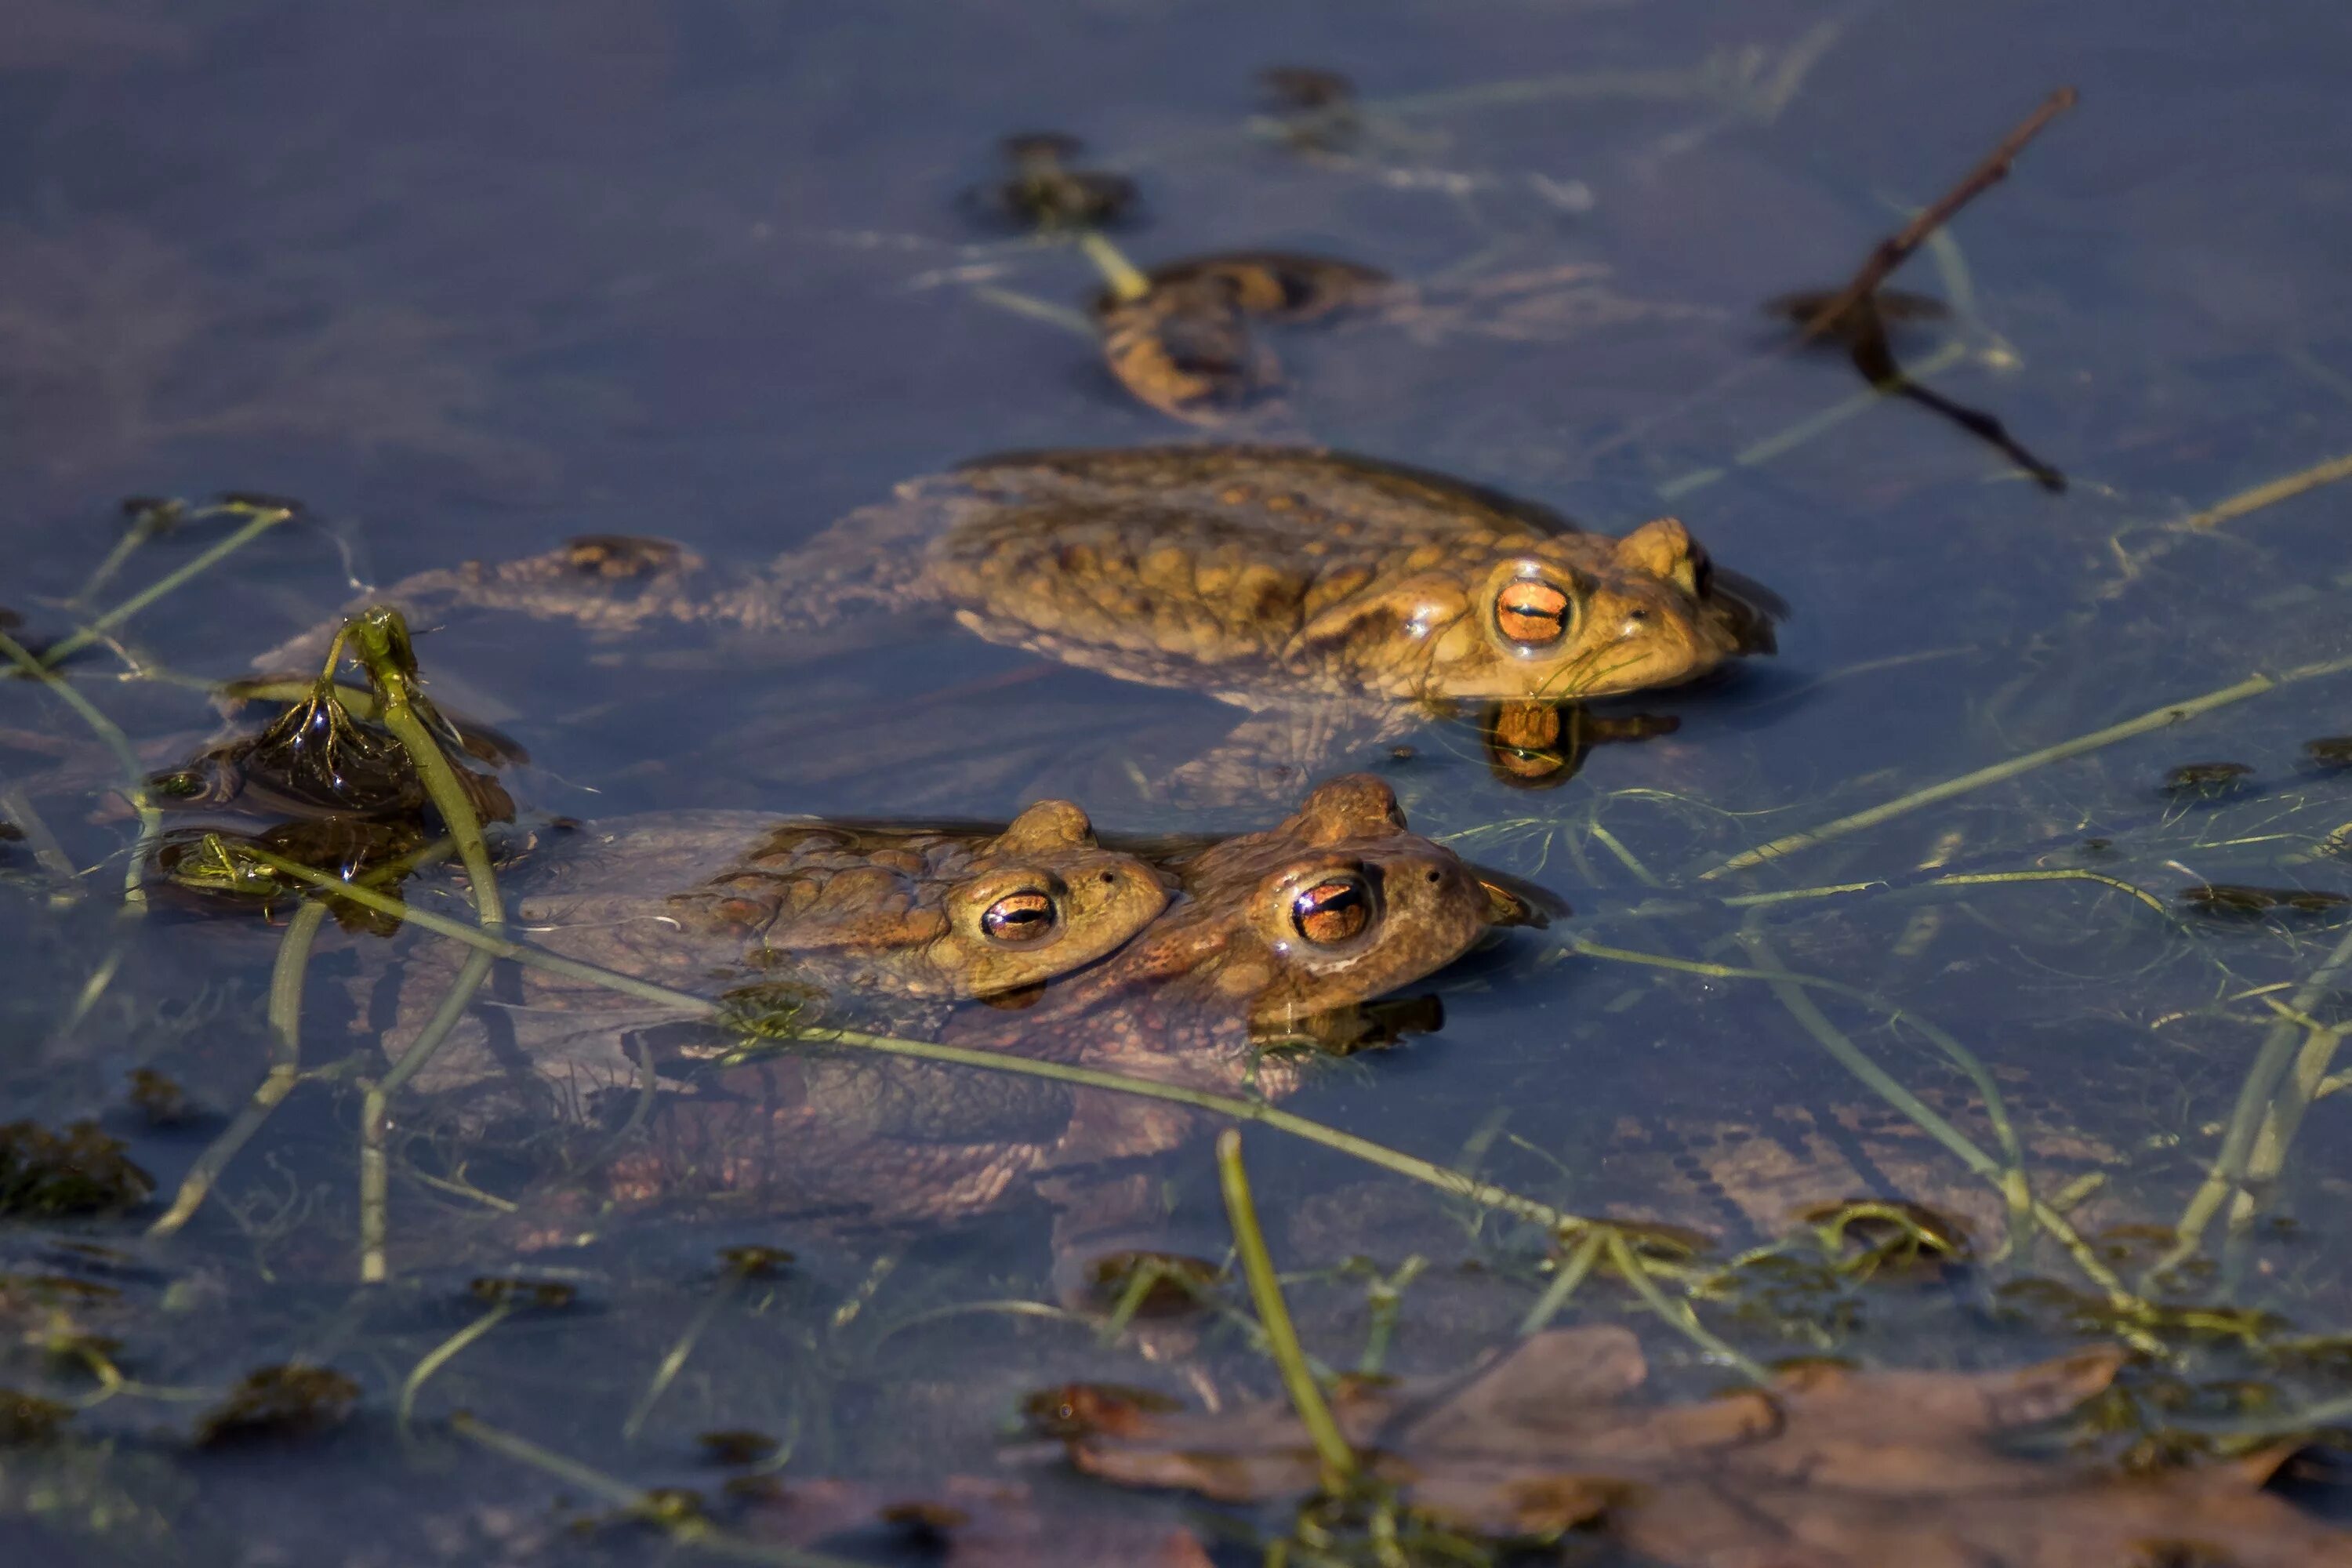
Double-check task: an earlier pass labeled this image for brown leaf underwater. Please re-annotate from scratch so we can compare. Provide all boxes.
[1044,1326,2352,1566]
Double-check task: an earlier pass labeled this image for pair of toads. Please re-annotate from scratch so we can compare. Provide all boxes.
[273,444,1778,1254]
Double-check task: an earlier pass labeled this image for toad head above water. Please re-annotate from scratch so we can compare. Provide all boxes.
[1019,771,1495,1048]
[917,445,1780,706]
[673,798,1170,1000]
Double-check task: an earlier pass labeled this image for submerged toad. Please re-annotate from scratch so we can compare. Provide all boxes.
[297,447,1777,797]
[399,776,1507,1247]
[350,800,1168,1116]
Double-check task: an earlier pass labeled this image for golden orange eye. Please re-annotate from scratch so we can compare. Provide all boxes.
[1495,579,1572,647]
[981,891,1057,945]
[1291,877,1371,945]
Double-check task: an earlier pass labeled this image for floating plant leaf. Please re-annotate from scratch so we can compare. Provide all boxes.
[1259,65,1355,111]
[2163,760,2256,797]
[697,1429,779,1466]
[1258,66,1361,152]
[213,491,307,517]
[116,496,188,531]
[968,132,1138,230]
[194,1364,359,1446]
[125,1069,194,1127]
[0,1121,154,1216]
[467,1276,579,1311]
[715,1245,793,1279]
[2181,884,2350,918]
[0,1389,71,1446]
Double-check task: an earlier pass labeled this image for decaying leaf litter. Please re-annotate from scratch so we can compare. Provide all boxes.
[4,18,2352,1568]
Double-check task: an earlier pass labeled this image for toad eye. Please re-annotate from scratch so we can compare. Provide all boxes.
[981,891,1058,945]
[1494,578,1573,648]
[1291,877,1372,945]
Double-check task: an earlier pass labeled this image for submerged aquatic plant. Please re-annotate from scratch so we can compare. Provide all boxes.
[193,1364,360,1446]
[968,132,1140,231]
[0,1122,153,1217]
[0,1389,71,1446]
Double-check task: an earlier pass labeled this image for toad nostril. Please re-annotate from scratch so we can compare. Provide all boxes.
[1427,870,1442,884]
[1101,871,1116,884]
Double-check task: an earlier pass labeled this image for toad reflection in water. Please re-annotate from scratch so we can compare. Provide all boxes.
[294,445,1780,800]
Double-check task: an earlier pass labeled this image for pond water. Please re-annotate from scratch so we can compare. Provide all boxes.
[5,1,2352,1562]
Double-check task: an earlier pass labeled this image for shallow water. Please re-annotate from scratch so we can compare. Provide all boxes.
[5,0,2352,1561]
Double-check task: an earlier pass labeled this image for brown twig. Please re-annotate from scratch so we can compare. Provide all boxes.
[1797,86,2078,346]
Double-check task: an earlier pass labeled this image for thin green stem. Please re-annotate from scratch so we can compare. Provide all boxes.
[361,946,497,1282]
[1357,1257,1425,1376]
[70,509,172,607]
[0,628,160,907]
[1928,867,2169,916]
[1729,927,2145,1327]
[41,505,295,667]
[2245,1004,2347,1192]
[623,1271,743,1442]
[1702,655,2352,879]
[1602,1230,1770,1385]
[1518,1230,1606,1336]
[1657,340,1973,503]
[344,610,503,934]
[398,1300,515,1437]
[149,900,330,1238]
[341,608,505,1284]
[0,785,79,901]
[1571,935,2028,1196]
[217,678,383,719]
[448,1414,870,1568]
[1219,1130,1355,1490]
[1075,230,1150,301]
[2158,919,2352,1279]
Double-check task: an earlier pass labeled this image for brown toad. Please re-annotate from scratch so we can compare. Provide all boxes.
[296,446,1777,799]
[514,775,1507,1240]
[347,800,1167,1119]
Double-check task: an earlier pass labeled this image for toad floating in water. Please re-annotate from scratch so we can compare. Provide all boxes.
[298,447,1779,799]
[590,774,1505,1237]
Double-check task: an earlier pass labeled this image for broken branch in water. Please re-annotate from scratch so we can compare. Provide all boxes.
[1795,87,2078,347]
[1779,87,2078,488]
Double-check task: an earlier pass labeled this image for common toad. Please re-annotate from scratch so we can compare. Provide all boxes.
[486,776,1506,1237]
[303,446,1778,798]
